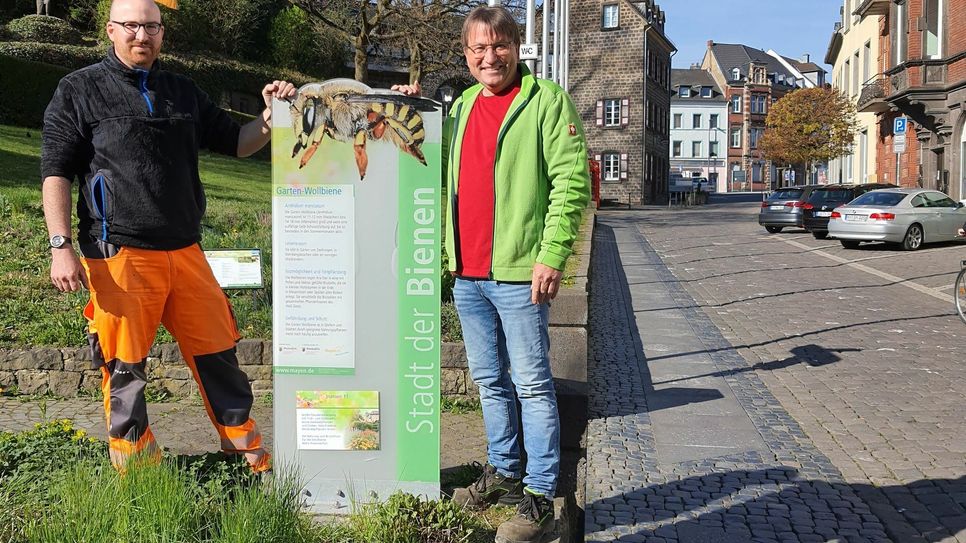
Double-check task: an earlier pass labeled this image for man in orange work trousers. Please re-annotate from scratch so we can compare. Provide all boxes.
[41,0,295,472]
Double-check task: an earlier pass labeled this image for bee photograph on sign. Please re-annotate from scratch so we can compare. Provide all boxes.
[287,79,440,180]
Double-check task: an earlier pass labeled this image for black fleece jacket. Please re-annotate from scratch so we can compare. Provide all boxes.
[41,48,241,250]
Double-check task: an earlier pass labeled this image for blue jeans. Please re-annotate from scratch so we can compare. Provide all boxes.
[454,278,560,496]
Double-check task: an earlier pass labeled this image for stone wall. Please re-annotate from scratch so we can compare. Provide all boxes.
[1,214,594,405]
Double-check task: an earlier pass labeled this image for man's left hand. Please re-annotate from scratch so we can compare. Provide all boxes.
[262,80,297,108]
[531,263,563,305]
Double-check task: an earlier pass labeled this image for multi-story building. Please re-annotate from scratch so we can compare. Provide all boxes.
[826,1,882,185]
[569,0,675,205]
[701,41,826,191]
[670,68,728,191]
[855,0,966,200]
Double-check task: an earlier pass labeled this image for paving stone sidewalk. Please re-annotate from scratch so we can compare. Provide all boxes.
[584,211,963,543]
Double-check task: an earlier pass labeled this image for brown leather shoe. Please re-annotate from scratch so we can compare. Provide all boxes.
[495,490,554,543]
[451,463,523,509]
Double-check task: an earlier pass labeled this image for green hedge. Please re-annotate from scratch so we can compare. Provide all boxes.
[0,53,70,127]
[6,15,82,45]
[0,41,322,128]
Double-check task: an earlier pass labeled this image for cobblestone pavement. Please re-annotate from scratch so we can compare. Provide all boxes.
[585,200,965,543]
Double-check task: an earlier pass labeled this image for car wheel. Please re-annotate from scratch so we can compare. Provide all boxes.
[765,226,783,233]
[901,224,924,251]
[840,240,861,249]
[812,231,828,240]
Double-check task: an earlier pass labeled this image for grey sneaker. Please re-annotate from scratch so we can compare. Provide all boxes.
[495,489,554,543]
[451,463,523,509]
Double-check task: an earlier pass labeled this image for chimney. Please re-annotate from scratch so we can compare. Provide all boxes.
[801,53,810,63]
[707,40,714,49]
[691,63,700,69]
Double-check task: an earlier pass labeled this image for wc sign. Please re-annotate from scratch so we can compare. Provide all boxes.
[519,43,539,60]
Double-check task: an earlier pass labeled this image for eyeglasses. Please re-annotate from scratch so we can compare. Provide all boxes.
[465,42,512,58]
[111,20,163,36]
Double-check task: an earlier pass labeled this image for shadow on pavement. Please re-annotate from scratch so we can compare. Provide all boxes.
[585,468,966,543]
[649,345,859,387]
[586,222,965,542]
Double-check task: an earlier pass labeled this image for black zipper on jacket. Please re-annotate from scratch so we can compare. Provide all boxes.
[136,69,154,115]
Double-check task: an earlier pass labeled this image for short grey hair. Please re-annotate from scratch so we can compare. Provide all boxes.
[461,6,521,47]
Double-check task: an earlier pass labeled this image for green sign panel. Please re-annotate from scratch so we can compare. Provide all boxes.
[270,80,441,512]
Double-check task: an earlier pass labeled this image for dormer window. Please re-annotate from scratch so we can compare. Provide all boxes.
[678,86,691,98]
[778,74,785,84]
[701,86,712,97]
[731,68,741,81]
[602,4,619,29]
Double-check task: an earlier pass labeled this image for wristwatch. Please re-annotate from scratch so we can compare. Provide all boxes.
[49,235,72,249]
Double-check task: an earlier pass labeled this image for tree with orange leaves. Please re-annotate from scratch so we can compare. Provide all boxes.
[759,87,857,179]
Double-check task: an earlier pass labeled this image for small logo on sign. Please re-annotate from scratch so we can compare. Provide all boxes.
[568,123,577,136]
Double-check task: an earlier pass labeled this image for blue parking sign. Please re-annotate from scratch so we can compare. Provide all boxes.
[894,117,907,135]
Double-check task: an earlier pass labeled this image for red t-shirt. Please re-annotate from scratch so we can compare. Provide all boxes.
[456,83,521,278]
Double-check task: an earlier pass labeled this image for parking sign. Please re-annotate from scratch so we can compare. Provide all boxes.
[894,117,907,135]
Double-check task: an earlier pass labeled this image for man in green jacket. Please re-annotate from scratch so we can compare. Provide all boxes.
[399,6,589,541]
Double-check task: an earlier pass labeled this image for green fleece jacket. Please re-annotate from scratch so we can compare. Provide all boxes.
[444,65,590,281]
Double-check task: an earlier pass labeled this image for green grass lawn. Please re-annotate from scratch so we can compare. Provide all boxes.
[0,123,273,347]
[0,122,587,348]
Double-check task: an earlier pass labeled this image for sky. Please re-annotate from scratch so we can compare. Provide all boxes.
[658,0,843,70]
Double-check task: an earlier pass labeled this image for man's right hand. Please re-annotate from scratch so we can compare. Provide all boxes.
[51,249,88,292]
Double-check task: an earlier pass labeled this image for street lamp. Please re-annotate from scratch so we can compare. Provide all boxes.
[439,85,454,117]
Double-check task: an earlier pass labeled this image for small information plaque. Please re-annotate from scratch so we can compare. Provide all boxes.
[204,249,263,289]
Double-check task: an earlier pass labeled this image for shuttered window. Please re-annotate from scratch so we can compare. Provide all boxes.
[597,98,630,128]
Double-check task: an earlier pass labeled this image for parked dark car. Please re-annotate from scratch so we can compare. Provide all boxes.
[758,185,822,233]
[802,183,898,239]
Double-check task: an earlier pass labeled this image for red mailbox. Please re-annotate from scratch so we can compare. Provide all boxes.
[589,159,601,209]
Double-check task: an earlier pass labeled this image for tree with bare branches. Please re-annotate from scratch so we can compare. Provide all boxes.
[288,0,397,83]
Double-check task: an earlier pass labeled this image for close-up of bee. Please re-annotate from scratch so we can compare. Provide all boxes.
[289,79,439,179]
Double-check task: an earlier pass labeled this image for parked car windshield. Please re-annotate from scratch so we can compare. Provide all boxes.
[809,189,852,202]
[769,189,803,201]
[849,191,906,207]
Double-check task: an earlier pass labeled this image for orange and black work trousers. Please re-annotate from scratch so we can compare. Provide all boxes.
[81,243,270,473]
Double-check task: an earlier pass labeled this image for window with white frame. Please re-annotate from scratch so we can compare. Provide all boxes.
[750,95,767,114]
[604,99,620,127]
[709,114,718,129]
[692,141,702,157]
[924,0,942,58]
[602,4,619,29]
[709,141,719,157]
[678,86,691,98]
[673,113,682,128]
[863,41,871,84]
[844,59,850,97]
[701,86,712,97]
[673,141,682,157]
[894,2,906,65]
[731,68,741,81]
[730,126,741,148]
[852,51,860,96]
[602,153,620,181]
[692,113,701,128]
[750,127,763,148]
[730,94,741,113]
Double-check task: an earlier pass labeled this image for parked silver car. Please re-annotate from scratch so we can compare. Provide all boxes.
[827,188,966,250]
